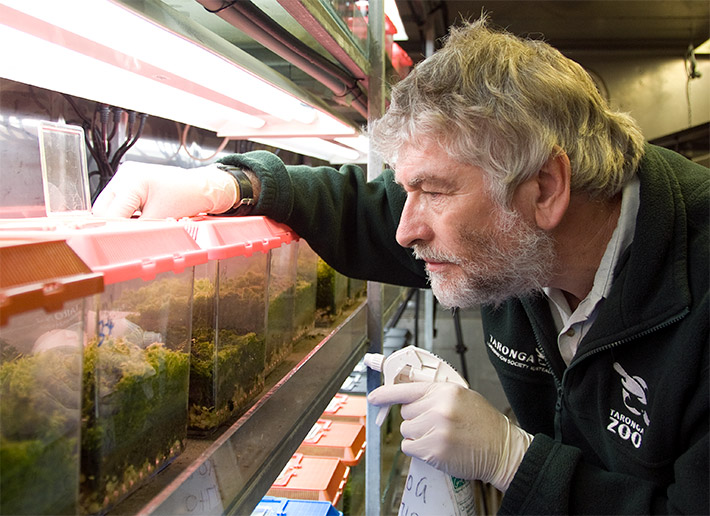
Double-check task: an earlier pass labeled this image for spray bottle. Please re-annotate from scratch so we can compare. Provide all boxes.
[364,345,477,516]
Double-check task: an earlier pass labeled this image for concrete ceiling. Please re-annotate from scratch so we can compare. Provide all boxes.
[396,0,710,62]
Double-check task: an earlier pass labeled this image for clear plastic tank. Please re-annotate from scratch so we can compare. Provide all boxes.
[294,239,318,338]
[0,219,206,514]
[185,216,296,432]
[0,238,102,515]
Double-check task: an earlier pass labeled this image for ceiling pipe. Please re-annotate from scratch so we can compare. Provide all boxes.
[197,0,368,119]
[275,0,369,87]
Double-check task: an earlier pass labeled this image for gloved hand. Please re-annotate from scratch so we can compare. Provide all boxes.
[368,381,533,492]
[92,161,237,218]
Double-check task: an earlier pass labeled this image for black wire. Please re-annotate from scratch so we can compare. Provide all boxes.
[203,0,239,13]
[62,95,149,202]
[62,94,92,126]
[110,113,147,171]
[109,111,137,170]
[107,107,122,144]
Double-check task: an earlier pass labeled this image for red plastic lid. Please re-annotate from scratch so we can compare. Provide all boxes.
[0,218,208,285]
[183,215,297,260]
[298,419,366,466]
[322,393,367,424]
[0,238,103,325]
[269,454,350,505]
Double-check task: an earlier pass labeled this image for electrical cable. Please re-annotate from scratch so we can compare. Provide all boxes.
[62,95,148,202]
[108,112,147,172]
[202,0,238,14]
[179,124,230,162]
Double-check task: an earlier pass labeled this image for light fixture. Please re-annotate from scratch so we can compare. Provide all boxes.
[0,0,358,140]
[384,0,408,41]
[251,137,365,164]
[334,135,370,156]
[355,0,408,41]
[695,38,710,55]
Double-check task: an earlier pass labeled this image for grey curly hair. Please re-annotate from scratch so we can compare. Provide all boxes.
[369,16,645,205]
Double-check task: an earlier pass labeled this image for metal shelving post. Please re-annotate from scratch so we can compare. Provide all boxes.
[366,0,386,514]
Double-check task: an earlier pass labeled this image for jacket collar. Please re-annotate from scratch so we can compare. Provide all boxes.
[521,144,691,359]
[571,144,690,350]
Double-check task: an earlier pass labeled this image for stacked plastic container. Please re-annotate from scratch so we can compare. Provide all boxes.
[72,220,205,514]
[253,496,342,516]
[265,237,298,373]
[262,389,368,515]
[297,419,366,467]
[316,259,349,317]
[183,216,297,433]
[0,218,207,514]
[0,238,103,515]
[294,239,318,339]
[267,453,350,507]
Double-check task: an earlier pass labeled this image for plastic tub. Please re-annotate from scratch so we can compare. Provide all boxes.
[253,496,342,516]
[297,419,366,467]
[268,454,349,506]
[0,238,103,515]
[0,218,207,514]
[70,219,205,514]
[183,216,295,432]
[294,239,318,339]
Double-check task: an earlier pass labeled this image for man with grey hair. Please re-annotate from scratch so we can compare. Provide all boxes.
[94,17,708,514]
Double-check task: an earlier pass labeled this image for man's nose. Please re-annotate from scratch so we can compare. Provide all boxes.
[396,197,433,248]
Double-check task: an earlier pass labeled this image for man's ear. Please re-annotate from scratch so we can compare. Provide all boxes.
[531,150,571,231]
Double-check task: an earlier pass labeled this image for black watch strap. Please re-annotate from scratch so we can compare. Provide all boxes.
[216,164,255,216]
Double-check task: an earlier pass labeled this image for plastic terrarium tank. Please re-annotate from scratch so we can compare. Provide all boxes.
[348,277,367,301]
[316,259,349,317]
[185,216,296,433]
[0,239,102,515]
[294,239,318,338]
[265,241,297,373]
[58,219,206,515]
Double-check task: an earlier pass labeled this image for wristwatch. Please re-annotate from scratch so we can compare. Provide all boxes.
[216,163,255,216]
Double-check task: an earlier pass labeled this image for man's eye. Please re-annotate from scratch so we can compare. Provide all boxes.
[422,190,441,199]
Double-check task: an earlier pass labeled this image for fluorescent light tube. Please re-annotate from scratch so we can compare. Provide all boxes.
[0,0,357,138]
[251,137,363,164]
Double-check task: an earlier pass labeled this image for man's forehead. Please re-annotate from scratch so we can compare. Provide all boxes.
[393,152,468,188]
[393,169,454,189]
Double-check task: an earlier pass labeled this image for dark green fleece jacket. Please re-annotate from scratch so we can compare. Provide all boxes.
[219,144,709,514]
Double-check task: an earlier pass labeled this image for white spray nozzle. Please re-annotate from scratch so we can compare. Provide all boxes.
[363,352,384,372]
[365,345,468,427]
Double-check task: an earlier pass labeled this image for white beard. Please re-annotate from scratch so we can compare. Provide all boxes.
[414,207,556,309]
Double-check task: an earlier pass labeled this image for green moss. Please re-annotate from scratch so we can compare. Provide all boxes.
[316,260,349,316]
[117,277,192,347]
[188,331,265,431]
[265,289,294,372]
[218,272,268,333]
[81,337,189,514]
[0,347,81,515]
[294,279,317,335]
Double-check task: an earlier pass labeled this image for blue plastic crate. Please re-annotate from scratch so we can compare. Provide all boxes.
[253,496,342,516]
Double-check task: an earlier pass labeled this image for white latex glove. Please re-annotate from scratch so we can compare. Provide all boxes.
[92,161,237,219]
[368,381,533,492]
